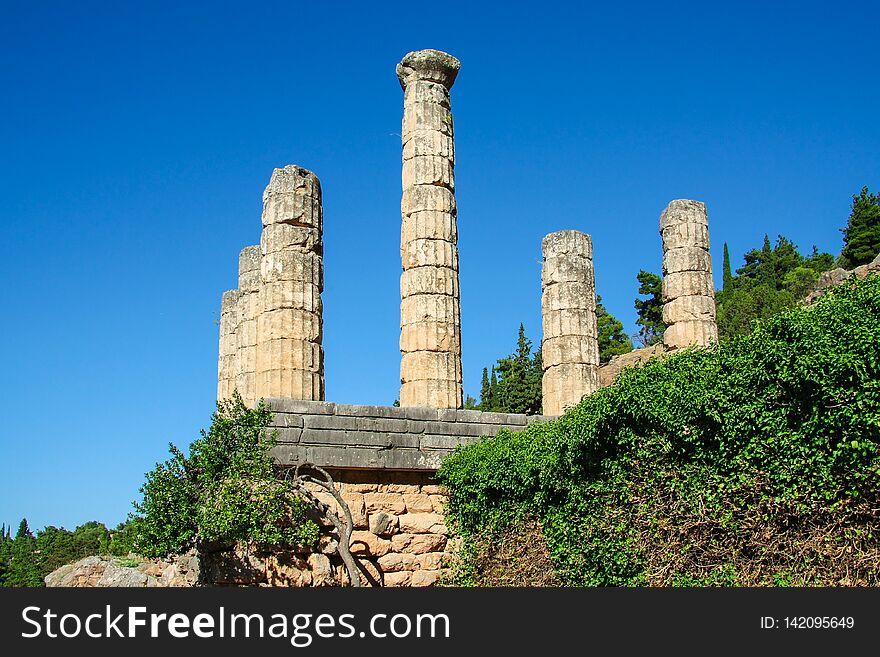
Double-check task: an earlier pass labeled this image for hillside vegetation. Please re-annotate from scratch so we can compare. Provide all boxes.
[438,275,880,586]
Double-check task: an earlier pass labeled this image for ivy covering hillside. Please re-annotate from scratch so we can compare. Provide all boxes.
[438,275,880,586]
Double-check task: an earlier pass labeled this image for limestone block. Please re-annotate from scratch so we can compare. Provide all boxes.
[402,185,456,214]
[401,211,458,244]
[542,335,600,368]
[261,166,322,229]
[661,295,717,325]
[402,102,454,140]
[402,155,454,189]
[400,294,460,326]
[397,513,447,535]
[541,254,594,286]
[256,310,322,343]
[663,246,713,275]
[237,316,258,348]
[661,222,710,251]
[420,484,447,495]
[260,250,323,288]
[365,493,407,515]
[403,131,454,160]
[255,369,323,401]
[401,266,459,298]
[416,552,446,570]
[659,199,707,231]
[542,363,600,415]
[401,237,458,270]
[383,571,412,587]
[261,282,322,314]
[400,351,462,383]
[377,552,418,573]
[541,281,596,312]
[410,570,441,587]
[541,230,592,260]
[260,223,322,255]
[399,380,462,409]
[402,493,435,513]
[342,494,367,529]
[369,512,399,536]
[391,533,447,554]
[349,531,392,558]
[661,270,714,301]
[400,321,461,354]
[663,320,718,348]
[541,308,598,340]
[403,79,452,106]
[239,245,261,274]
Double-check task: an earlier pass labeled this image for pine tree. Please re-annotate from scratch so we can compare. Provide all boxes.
[840,186,880,267]
[722,242,733,291]
[5,518,42,587]
[634,271,665,346]
[478,368,490,411]
[596,296,633,362]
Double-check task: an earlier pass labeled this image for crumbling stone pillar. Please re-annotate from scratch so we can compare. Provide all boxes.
[541,230,600,416]
[397,49,463,409]
[255,165,324,400]
[660,199,718,348]
[217,289,241,401]
[235,245,261,406]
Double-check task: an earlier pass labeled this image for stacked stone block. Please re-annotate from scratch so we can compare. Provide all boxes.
[660,200,718,348]
[217,289,241,400]
[255,165,324,401]
[540,230,600,416]
[235,246,261,405]
[397,49,463,409]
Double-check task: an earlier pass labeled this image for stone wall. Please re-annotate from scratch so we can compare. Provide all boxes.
[265,400,552,586]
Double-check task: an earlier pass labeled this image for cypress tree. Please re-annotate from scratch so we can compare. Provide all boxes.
[722,242,732,291]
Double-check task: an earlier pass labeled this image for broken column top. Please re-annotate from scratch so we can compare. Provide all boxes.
[660,199,707,230]
[397,49,461,90]
[542,230,593,260]
[238,245,260,276]
[262,165,321,200]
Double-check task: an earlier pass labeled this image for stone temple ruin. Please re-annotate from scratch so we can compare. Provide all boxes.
[215,49,718,586]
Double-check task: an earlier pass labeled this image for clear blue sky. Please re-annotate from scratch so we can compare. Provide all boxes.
[1,1,877,532]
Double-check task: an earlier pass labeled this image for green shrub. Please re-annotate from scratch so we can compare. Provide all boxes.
[438,275,880,586]
[132,395,319,558]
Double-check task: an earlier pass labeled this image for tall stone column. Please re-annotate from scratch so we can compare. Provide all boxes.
[217,289,241,401]
[235,245,261,406]
[660,199,718,348]
[255,165,324,401]
[541,231,600,416]
[397,49,463,409]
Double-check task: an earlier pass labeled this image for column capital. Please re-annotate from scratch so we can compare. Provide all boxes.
[397,49,460,91]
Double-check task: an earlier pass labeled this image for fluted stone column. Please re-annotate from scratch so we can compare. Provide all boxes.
[255,165,324,401]
[660,199,718,348]
[217,289,241,401]
[397,49,463,409]
[235,245,261,405]
[541,231,600,416]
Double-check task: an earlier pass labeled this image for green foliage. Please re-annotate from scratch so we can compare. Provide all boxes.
[717,235,835,338]
[633,271,665,346]
[131,394,319,559]
[840,186,880,268]
[597,296,632,362]
[722,242,733,291]
[477,325,543,415]
[439,276,880,586]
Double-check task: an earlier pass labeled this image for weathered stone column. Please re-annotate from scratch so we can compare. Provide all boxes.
[397,49,463,409]
[660,199,718,348]
[235,245,261,406]
[217,289,241,401]
[541,231,600,416]
[255,165,324,401]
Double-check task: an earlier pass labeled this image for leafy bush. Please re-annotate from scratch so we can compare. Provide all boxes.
[132,394,319,558]
[438,275,880,586]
